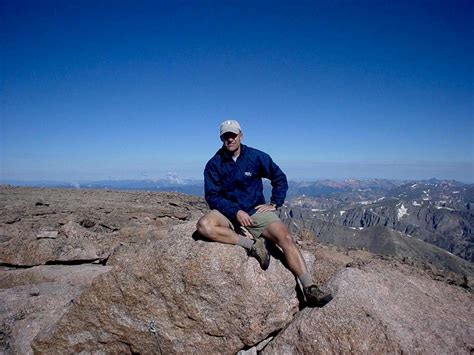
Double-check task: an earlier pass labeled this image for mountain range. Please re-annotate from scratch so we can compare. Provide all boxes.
[2,178,473,265]
[280,179,474,271]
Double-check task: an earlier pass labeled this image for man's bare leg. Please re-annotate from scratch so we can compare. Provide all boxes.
[261,220,332,307]
[196,211,241,244]
[196,211,270,269]
[260,220,308,277]
[197,211,259,250]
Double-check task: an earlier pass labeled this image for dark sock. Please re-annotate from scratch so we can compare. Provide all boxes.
[298,272,313,288]
[237,235,254,250]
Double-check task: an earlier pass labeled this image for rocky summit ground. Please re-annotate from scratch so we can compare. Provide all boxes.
[1,186,473,354]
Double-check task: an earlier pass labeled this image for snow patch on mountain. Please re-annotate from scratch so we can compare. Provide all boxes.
[435,206,454,211]
[397,204,408,220]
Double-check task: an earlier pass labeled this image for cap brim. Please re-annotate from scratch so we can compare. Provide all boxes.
[220,128,240,135]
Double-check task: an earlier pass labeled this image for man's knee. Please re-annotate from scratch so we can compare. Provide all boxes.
[263,222,296,248]
[196,215,212,237]
[277,233,296,248]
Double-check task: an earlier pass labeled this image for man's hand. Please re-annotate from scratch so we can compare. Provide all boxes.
[255,203,277,213]
[236,210,253,227]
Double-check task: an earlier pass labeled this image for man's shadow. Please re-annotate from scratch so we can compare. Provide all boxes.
[192,230,306,309]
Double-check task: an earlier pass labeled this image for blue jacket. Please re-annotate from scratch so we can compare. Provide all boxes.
[204,144,288,221]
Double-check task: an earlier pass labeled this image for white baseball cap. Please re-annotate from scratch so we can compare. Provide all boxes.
[219,120,241,136]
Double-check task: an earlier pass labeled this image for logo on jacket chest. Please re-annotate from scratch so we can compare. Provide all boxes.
[244,171,253,177]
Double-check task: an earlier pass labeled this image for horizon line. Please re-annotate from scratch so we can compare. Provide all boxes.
[1,176,473,185]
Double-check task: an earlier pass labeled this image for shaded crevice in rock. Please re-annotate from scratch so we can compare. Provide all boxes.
[98,223,119,232]
[4,217,21,224]
[237,332,277,354]
[236,289,311,354]
[257,305,309,351]
[79,219,96,228]
[0,321,13,354]
[0,263,36,270]
[147,328,163,355]
[32,211,57,217]
[44,258,109,266]
[204,331,228,339]
[1,257,110,269]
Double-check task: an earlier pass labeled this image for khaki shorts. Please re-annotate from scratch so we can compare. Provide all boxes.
[211,209,280,239]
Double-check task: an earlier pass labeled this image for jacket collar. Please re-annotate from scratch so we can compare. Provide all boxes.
[219,144,247,161]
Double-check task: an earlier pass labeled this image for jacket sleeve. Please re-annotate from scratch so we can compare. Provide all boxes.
[204,160,240,220]
[258,152,288,207]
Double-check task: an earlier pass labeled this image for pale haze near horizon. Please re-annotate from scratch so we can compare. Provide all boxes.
[2,1,473,183]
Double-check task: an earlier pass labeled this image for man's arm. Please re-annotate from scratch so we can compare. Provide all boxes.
[258,152,288,207]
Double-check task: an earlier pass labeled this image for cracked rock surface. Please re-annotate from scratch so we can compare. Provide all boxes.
[0,186,206,266]
[1,186,473,354]
[0,264,112,354]
[32,221,307,354]
[0,186,207,354]
[263,258,473,354]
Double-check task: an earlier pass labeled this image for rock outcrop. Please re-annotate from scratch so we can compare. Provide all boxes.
[263,258,474,354]
[0,264,112,354]
[1,186,473,354]
[31,221,306,354]
[0,186,207,266]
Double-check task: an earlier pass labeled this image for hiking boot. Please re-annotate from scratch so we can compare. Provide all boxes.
[303,285,333,308]
[248,237,270,270]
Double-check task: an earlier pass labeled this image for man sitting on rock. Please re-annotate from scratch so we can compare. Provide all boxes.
[196,120,332,307]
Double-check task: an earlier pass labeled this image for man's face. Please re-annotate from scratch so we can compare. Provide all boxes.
[220,131,242,153]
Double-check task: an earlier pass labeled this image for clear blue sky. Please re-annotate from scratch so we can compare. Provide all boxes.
[2,1,473,182]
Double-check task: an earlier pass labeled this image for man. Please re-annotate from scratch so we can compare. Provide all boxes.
[196,119,332,307]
